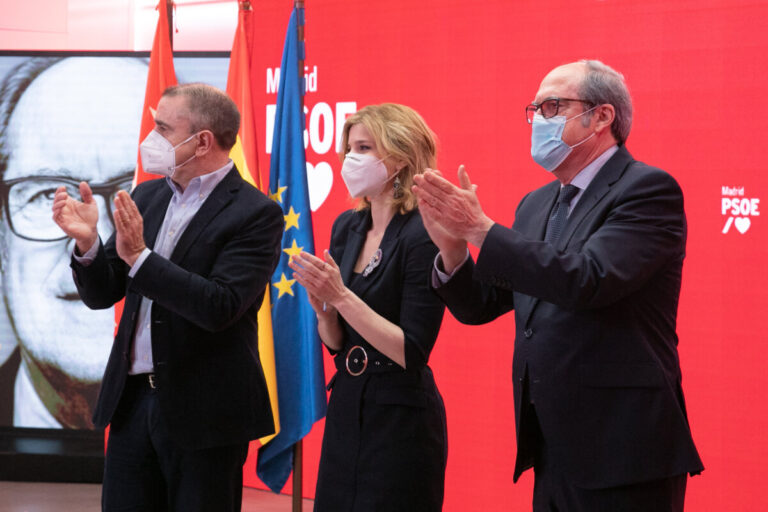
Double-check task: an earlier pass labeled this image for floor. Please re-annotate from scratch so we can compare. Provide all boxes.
[0,481,314,512]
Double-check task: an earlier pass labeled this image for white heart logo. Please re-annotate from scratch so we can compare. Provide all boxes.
[735,217,751,234]
[306,161,333,211]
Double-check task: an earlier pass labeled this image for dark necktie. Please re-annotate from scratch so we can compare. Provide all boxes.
[545,184,579,244]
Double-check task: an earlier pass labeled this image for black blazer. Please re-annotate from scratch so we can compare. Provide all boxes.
[330,208,445,369]
[314,208,447,512]
[435,146,704,488]
[71,167,284,449]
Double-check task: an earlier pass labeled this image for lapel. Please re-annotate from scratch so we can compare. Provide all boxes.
[339,211,371,285]
[169,168,241,263]
[534,182,562,242]
[142,182,173,250]
[352,210,413,299]
[338,209,413,299]
[514,182,559,327]
[122,181,171,320]
[557,146,634,251]
[522,147,634,327]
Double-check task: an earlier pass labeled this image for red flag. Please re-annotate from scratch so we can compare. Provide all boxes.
[106,0,177,452]
[226,2,262,189]
[134,0,178,187]
[122,0,176,315]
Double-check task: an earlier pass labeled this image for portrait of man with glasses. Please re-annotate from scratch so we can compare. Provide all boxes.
[0,56,146,428]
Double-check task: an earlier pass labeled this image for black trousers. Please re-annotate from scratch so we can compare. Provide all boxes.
[102,375,249,512]
[523,403,687,512]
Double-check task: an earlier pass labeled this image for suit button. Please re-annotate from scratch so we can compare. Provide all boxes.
[524,328,533,338]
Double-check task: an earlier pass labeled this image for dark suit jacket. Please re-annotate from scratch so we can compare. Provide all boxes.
[71,167,283,450]
[331,209,446,369]
[435,146,703,489]
[314,209,447,512]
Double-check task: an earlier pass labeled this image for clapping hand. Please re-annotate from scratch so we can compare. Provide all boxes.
[52,182,99,254]
[289,250,348,317]
[412,165,494,272]
[113,190,147,267]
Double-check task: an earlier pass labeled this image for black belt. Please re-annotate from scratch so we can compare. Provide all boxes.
[125,373,157,391]
[335,345,402,376]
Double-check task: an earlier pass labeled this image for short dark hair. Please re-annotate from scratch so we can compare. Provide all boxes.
[162,83,240,151]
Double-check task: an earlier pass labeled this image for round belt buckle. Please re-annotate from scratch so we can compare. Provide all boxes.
[345,345,368,376]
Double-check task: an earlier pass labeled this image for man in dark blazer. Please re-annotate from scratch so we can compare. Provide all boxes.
[413,60,703,511]
[52,83,283,512]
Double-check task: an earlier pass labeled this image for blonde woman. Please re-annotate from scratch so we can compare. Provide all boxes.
[290,104,447,511]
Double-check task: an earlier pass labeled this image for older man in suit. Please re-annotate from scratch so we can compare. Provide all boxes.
[413,60,703,511]
[53,83,283,512]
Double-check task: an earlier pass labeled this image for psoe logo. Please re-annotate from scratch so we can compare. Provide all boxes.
[721,186,759,234]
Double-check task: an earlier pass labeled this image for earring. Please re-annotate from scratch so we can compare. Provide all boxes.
[393,176,404,199]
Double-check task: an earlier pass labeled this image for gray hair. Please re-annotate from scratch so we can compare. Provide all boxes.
[578,59,633,145]
[162,83,240,150]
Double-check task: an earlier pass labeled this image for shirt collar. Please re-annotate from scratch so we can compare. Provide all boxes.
[165,160,234,198]
[570,145,619,192]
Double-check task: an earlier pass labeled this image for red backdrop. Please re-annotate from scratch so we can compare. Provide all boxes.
[239,1,768,510]
[2,0,764,509]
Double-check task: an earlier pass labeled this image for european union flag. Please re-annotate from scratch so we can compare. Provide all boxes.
[257,6,327,493]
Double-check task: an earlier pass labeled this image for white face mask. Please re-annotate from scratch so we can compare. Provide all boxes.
[340,152,391,198]
[139,130,198,177]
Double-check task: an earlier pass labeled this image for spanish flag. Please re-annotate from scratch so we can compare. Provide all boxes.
[225,1,281,446]
[133,0,177,188]
[120,0,177,325]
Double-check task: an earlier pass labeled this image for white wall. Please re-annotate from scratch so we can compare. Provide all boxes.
[0,0,238,51]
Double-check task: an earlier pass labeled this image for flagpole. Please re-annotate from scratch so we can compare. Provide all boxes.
[292,2,306,509]
[292,437,303,512]
[291,1,306,508]
[296,0,305,80]
[166,1,174,48]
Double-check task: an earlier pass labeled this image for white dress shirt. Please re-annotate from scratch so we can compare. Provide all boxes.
[74,161,234,374]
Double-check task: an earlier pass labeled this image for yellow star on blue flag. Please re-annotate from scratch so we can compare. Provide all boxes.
[283,239,303,260]
[269,182,287,203]
[272,272,296,298]
[284,206,300,231]
[257,5,327,494]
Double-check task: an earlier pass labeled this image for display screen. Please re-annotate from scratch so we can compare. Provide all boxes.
[0,52,229,429]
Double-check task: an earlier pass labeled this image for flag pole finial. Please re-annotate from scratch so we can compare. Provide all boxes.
[239,0,252,10]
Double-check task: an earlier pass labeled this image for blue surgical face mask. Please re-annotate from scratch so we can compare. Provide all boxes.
[530,107,597,172]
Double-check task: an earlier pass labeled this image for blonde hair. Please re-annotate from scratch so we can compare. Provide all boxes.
[339,103,437,213]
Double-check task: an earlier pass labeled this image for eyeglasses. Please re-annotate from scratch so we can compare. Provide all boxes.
[525,97,594,124]
[0,173,134,242]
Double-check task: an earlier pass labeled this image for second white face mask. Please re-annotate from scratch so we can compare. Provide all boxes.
[340,152,390,198]
[139,130,197,177]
